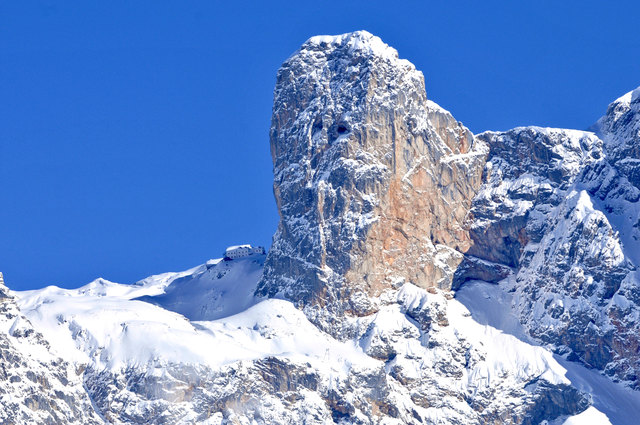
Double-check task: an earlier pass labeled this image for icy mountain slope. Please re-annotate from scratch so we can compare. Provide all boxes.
[0,273,103,424]
[137,254,265,321]
[456,280,640,425]
[15,254,591,424]
[463,103,640,386]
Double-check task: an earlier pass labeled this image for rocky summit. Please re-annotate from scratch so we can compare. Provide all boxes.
[256,32,487,333]
[2,31,640,424]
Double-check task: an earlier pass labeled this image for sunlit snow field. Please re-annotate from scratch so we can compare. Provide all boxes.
[13,253,640,424]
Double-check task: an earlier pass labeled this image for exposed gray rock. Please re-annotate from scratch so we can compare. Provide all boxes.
[0,273,103,425]
[467,119,640,387]
[256,31,487,337]
[451,256,512,289]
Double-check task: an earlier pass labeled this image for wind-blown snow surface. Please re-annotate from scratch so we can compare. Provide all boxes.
[137,255,265,321]
[17,255,354,371]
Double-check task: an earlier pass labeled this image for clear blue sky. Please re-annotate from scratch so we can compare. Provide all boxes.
[2,1,639,290]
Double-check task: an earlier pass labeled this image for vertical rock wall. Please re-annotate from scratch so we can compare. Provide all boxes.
[257,32,486,320]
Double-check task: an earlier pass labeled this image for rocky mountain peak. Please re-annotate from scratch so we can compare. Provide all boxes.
[257,31,487,329]
[596,86,640,133]
[303,31,401,62]
[592,86,640,193]
[4,31,640,424]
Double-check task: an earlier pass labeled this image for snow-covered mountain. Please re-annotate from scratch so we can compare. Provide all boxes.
[11,259,598,424]
[2,31,640,424]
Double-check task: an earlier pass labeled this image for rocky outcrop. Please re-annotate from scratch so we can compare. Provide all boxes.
[256,30,640,392]
[0,273,103,424]
[593,87,640,192]
[257,31,487,328]
[468,127,602,268]
[466,117,640,386]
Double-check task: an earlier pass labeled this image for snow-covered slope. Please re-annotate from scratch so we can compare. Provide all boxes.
[15,258,592,424]
[16,257,384,423]
[137,254,265,321]
[16,255,365,372]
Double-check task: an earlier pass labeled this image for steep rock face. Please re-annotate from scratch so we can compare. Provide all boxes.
[587,87,640,262]
[257,31,486,325]
[468,127,602,268]
[593,87,640,192]
[467,119,640,386]
[0,273,102,425]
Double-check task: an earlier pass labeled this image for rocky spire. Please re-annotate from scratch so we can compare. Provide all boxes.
[254,31,640,389]
[256,31,486,323]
